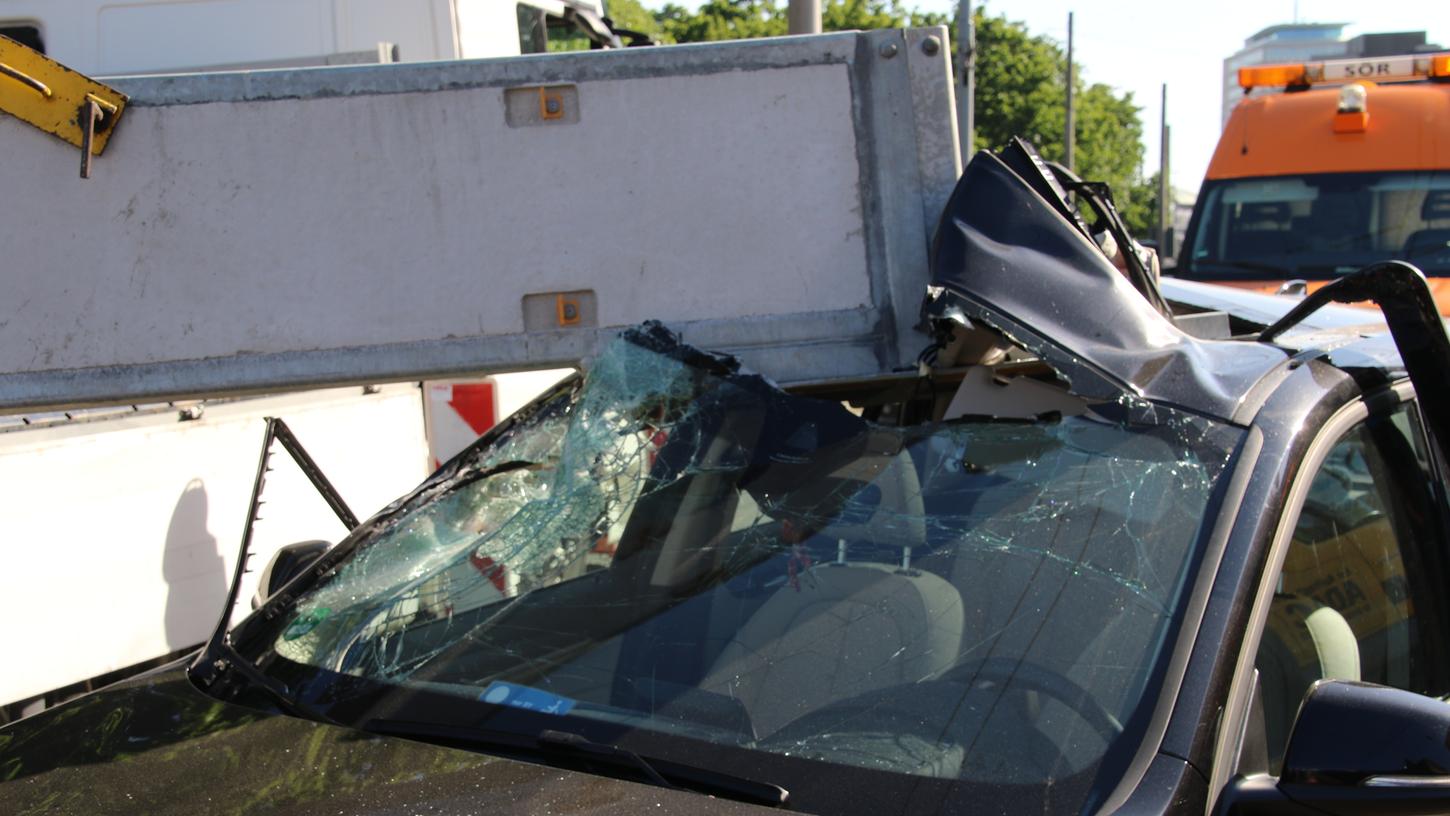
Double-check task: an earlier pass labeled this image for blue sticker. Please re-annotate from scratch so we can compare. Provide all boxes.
[283,607,330,640]
[479,681,576,716]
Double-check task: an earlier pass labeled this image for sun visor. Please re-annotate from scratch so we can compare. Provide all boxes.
[924,150,1286,422]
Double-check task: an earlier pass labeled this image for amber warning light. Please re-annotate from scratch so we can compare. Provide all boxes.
[1240,52,1450,90]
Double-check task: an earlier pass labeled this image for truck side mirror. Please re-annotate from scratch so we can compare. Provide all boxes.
[1220,680,1450,815]
[251,540,329,609]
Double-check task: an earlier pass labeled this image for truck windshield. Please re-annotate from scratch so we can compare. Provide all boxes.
[232,324,1242,815]
[1183,170,1450,278]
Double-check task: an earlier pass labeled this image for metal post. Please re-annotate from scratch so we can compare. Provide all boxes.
[1159,83,1172,254]
[956,0,975,158]
[788,0,821,35]
[1162,125,1173,255]
[1064,12,1075,173]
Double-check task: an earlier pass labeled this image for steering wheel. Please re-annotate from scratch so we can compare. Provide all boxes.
[753,657,1122,783]
[764,657,1121,744]
[936,656,1123,744]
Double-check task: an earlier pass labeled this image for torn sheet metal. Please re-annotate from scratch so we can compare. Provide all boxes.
[924,148,1289,422]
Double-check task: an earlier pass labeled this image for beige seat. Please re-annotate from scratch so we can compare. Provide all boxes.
[811,444,927,548]
[700,562,964,738]
[1255,593,1360,769]
[699,442,961,738]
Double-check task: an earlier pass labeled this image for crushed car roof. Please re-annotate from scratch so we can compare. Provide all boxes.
[923,144,1408,424]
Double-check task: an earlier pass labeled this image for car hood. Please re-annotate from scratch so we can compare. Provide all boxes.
[0,663,772,816]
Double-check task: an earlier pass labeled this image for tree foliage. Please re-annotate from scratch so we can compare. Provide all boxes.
[645,0,943,43]
[604,0,666,40]
[652,0,787,42]
[623,2,1156,234]
[971,9,1152,235]
[1119,171,1161,243]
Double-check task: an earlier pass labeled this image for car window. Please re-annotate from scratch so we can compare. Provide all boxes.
[1183,171,1450,278]
[1255,401,1450,771]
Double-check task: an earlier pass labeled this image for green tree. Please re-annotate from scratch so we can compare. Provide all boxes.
[822,0,900,30]
[1076,83,1151,235]
[1118,172,1160,240]
[971,12,1063,153]
[970,9,1151,233]
[605,0,665,41]
[655,0,787,43]
[652,0,945,44]
[823,0,945,30]
[643,3,1150,231]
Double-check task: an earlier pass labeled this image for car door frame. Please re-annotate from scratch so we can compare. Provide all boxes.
[1204,377,1450,813]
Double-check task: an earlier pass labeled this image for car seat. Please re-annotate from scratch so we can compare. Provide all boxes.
[1303,190,1371,253]
[1254,593,1360,770]
[698,561,964,738]
[698,448,963,738]
[1402,191,1450,263]
[1226,202,1294,259]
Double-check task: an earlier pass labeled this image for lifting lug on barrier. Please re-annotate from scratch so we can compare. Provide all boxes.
[0,33,128,179]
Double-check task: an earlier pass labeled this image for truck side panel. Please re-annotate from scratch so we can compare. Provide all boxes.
[0,30,960,410]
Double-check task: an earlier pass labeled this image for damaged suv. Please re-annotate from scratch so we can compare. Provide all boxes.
[5,141,1450,816]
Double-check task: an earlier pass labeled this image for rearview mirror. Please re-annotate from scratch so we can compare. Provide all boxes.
[1220,680,1450,815]
[251,540,329,609]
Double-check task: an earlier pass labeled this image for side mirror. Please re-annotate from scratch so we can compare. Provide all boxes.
[1221,680,1450,815]
[251,540,329,609]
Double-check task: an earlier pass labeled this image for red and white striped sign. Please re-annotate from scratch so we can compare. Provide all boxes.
[424,379,498,469]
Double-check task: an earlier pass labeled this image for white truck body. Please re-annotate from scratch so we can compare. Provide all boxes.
[1,31,959,408]
[0,28,960,716]
[0,385,432,714]
[0,0,607,75]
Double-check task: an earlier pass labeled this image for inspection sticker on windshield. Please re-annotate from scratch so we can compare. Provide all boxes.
[282,607,331,641]
[480,681,576,715]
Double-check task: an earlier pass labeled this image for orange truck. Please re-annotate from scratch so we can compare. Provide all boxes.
[1175,52,1450,311]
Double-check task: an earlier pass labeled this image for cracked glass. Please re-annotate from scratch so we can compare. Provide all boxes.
[238,323,1243,814]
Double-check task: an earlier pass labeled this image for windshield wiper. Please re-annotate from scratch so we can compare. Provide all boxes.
[364,718,789,808]
[190,637,339,725]
[537,729,675,789]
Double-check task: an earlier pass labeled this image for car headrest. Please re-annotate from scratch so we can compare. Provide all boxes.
[1241,202,1290,223]
[1423,190,1450,221]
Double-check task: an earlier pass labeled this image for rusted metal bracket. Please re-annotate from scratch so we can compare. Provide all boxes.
[0,34,128,178]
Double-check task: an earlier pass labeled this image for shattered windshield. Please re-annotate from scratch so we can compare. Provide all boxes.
[235,323,1242,815]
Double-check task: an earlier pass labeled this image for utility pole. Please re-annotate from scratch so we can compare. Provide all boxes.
[956,0,975,159]
[1159,83,1173,254]
[1064,12,1075,173]
[787,0,821,35]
